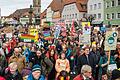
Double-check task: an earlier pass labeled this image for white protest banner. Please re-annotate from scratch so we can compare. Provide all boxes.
[6,33,13,38]
[79,34,91,45]
[54,25,61,39]
[104,30,118,51]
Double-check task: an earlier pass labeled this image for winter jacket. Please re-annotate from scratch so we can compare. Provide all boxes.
[9,54,26,73]
[0,55,7,75]
[55,58,70,78]
[5,71,23,80]
[27,72,45,80]
[73,74,94,80]
[29,54,53,76]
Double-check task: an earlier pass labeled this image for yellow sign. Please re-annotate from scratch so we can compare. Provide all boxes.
[30,29,38,36]
[82,22,91,34]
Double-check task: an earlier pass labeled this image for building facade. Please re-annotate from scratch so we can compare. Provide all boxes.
[87,0,104,25]
[46,7,53,22]
[104,0,120,26]
[62,1,87,28]
[33,0,41,15]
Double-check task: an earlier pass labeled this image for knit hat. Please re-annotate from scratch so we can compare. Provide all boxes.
[111,69,120,80]
[32,64,41,72]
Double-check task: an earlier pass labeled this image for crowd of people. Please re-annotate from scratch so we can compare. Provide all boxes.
[0,28,120,80]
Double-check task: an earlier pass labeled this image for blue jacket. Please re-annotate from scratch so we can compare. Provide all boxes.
[27,73,45,80]
[23,48,31,62]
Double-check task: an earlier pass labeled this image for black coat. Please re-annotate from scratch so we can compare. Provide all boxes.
[77,53,96,74]
[5,71,23,80]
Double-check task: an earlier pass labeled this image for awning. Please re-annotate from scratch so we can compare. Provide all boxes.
[92,21,103,24]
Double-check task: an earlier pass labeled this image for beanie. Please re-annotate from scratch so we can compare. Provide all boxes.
[32,64,41,72]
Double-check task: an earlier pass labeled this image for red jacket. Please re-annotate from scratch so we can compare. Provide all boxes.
[73,75,94,80]
[0,76,6,80]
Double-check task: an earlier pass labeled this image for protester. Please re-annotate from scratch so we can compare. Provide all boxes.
[9,47,26,73]
[46,49,58,80]
[76,46,96,77]
[98,50,116,80]
[29,50,53,76]
[73,65,94,80]
[111,69,120,80]
[0,51,7,76]
[55,52,70,78]
[4,62,23,80]
[26,64,45,80]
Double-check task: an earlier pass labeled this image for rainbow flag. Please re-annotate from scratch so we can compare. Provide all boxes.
[20,34,35,42]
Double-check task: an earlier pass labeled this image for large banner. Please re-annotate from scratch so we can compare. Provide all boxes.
[20,34,35,43]
[104,30,118,51]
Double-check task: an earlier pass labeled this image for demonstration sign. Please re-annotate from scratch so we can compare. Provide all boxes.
[20,34,35,43]
[104,30,118,51]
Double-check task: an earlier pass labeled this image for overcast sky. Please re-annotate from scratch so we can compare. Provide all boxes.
[0,0,52,16]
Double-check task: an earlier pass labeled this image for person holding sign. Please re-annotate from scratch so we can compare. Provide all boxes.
[98,51,116,80]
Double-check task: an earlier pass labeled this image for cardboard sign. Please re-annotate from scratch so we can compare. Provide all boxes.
[54,25,61,39]
[79,34,91,45]
[104,30,118,50]
[82,22,91,35]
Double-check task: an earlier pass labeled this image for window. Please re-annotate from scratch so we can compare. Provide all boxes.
[63,15,64,18]
[90,5,92,10]
[65,15,66,19]
[118,13,120,18]
[70,14,71,19]
[94,14,96,19]
[106,2,109,8]
[75,13,77,18]
[111,0,115,7]
[98,3,101,9]
[112,13,115,19]
[98,13,101,19]
[67,15,69,19]
[118,0,120,5]
[94,4,97,10]
[72,14,74,18]
[106,14,110,19]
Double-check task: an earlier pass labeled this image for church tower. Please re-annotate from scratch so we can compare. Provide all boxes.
[33,0,41,15]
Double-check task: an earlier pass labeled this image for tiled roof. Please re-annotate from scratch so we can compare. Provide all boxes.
[7,8,30,19]
[63,0,88,12]
[40,9,47,19]
[49,0,64,12]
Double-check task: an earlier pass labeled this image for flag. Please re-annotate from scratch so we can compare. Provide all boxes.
[70,21,76,36]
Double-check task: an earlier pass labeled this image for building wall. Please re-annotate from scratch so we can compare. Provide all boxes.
[46,7,53,22]
[41,18,46,26]
[88,0,104,22]
[62,3,83,28]
[104,0,120,26]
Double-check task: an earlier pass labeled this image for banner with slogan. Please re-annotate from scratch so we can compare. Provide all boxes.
[20,34,35,43]
[104,30,118,51]
[81,22,91,45]
[54,25,61,39]
[43,31,52,40]
[79,34,91,45]
[82,22,91,35]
